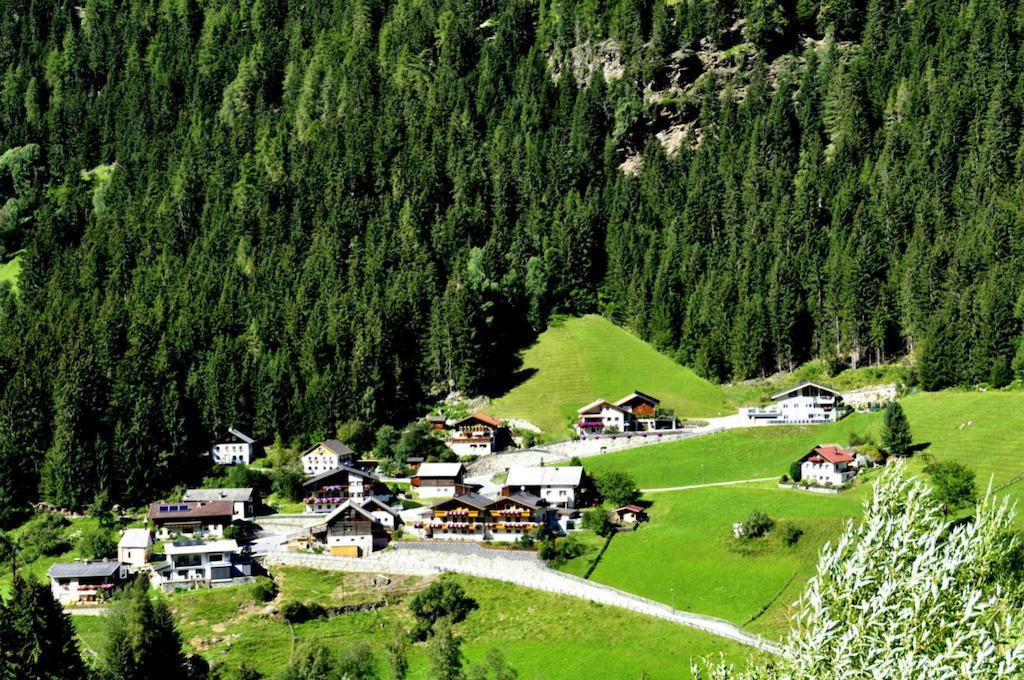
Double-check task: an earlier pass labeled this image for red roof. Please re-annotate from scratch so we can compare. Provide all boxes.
[454,412,502,428]
[806,444,855,464]
[616,504,645,513]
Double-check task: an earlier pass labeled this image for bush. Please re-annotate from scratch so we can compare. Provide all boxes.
[17,512,70,562]
[780,523,804,547]
[595,471,639,507]
[272,469,305,502]
[252,576,278,603]
[519,431,538,449]
[741,509,774,539]
[780,474,789,484]
[280,600,327,623]
[408,577,476,639]
[77,525,117,560]
[581,508,615,536]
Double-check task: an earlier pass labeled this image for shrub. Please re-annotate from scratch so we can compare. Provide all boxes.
[741,510,774,539]
[780,523,803,547]
[280,600,327,623]
[408,577,476,639]
[581,508,615,536]
[17,512,70,562]
[595,471,639,506]
[788,461,802,482]
[77,525,117,559]
[252,576,278,603]
[780,474,790,484]
[519,431,538,448]
[272,469,305,502]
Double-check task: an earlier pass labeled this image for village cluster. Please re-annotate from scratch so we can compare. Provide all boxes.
[46,381,865,606]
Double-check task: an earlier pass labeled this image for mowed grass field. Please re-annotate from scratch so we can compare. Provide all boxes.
[491,315,734,436]
[72,567,753,678]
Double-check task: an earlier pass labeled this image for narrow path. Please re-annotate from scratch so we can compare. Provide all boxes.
[641,477,778,494]
[259,545,780,654]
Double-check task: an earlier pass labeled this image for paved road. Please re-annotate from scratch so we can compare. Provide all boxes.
[640,477,778,494]
[259,545,780,654]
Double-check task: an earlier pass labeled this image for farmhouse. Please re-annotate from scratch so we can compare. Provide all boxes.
[210,427,256,466]
[411,462,467,498]
[308,500,392,557]
[743,381,844,424]
[577,392,677,435]
[117,528,152,568]
[48,560,130,605]
[445,413,510,456]
[301,439,357,476]
[302,464,385,513]
[148,500,235,539]
[797,444,857,487]
[152,539,254,592]
[182,487,258,521]
[413,492,555,542]
[503,466,585,508]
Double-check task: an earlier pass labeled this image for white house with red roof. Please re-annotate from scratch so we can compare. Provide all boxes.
[798,444,857,486]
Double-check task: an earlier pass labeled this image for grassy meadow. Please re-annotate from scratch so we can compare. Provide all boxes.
[0,254,20,293]
[491,315,734,436]
[72,567,753,678]
[0,515,105,599]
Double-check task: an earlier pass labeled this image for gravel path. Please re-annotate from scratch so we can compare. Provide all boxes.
[259,545,780,654]
[640,477,779,494]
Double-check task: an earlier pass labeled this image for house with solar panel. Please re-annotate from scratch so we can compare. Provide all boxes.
[148,500,235,539]
[182,488,258,521]
[48,559,131,605]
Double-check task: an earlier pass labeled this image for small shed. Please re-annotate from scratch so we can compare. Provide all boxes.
[608,504,648,525]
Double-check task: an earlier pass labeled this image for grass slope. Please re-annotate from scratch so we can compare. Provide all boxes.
[0,255,21,293]
[492,315,733,436]
[74,567,753,678]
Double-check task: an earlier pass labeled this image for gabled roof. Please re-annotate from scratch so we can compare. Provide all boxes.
[505,466,584,488]
[452,413,502,428]
[301,439,355,458]
[770,381,840,400]
[165,539,239,556]
[801,444,855,465]
[320,500,379,527]
[213,427,255,445]
[416,462,465,479]
[118,528,151,549]
[148,500,235,521]
[48,560,123,579]
[359,496,397,516]
[497,491,546,510]
[613,391,660,408]
[303,463,379,488]
[432,493,492,511]
[577,399,626,415]
[182,488,255,503]
[614,504,645,513]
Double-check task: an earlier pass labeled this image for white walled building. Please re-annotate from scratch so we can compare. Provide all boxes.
[503,466,585,508]
[211,428,256,465]
[798,444,857,486]
[309,501,391,557]
[182,488,258,521]
[48,560,130,605]
[117,528,152,568]
[153,539,253,591]
[576,399,629,435]
[301,439,357,476]
[411,463,466,498]
[743,382,844,425]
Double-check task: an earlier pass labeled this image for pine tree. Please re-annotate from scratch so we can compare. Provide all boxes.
[880,401,912,457]
[0,575,89,679]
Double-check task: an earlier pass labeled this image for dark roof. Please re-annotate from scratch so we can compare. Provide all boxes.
[48,561,122,579]
[303,463,379,488]
[148,500,235,521]
[613,391,661,408]
[182,488,255,503]
[770,381,840,400]
[432,493,492,511]
[360,496,397,515]
[321,501,378,527]
[499,491,546,510]
[212,427,255,445]
[301,439,355,458]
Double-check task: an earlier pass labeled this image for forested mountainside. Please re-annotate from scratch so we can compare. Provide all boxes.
[0,0,1023,513]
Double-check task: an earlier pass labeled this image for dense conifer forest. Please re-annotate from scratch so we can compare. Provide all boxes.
[1,0,1023,514]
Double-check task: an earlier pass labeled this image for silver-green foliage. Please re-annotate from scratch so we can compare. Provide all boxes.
[696,464,1024,678]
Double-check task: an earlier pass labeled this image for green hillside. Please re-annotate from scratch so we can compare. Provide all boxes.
[491,315,734,436]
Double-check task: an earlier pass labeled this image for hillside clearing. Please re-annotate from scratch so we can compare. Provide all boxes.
[0,254,21,293]
[491,315,733,436]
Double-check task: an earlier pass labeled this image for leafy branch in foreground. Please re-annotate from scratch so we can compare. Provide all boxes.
[694,463,1024,679]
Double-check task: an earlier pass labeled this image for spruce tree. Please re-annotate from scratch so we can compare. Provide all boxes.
[0,575,89,679]
[880,401,912,457]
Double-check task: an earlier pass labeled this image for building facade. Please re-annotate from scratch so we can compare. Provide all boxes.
[211,428,256,465]
[798,444,858,486]
[301,439,357,476]
[502,466,585,508]
[411,462,466,498]
[117,528,152,568]
[744,382,844,425]
[153,539,254,592]
[48,560,130,605]
[302,464,383,513]
[148,500,235,539]
[182,488,258,521]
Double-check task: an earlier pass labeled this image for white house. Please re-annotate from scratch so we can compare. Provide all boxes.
[798,444,857,486]
[210,428,256,465]
[48,560,130,605]
[301,439,357,476]
[117,528,152,568]
[613,392,678,430]
[743,381,844,424]
[411,462,466,498]
[503,466,585,508]
[576,399,629,435]
[308,501,391,557]
[444,413,509,457]
[153,539,253,591]
[358,496,401,530]
[182,488,258,521]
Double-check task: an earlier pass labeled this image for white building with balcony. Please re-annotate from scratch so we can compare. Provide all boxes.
[797,444,858,486]
[152,539,254,591]
[743,381,844,425]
